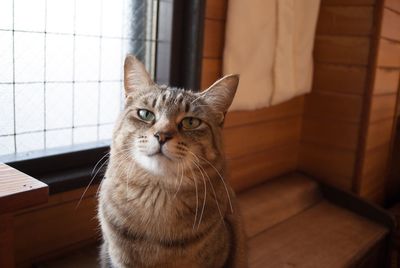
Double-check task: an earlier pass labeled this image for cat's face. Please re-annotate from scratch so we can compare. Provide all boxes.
[113,55,238,176]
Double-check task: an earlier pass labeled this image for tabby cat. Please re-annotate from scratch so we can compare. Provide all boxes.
[98,55,247,268]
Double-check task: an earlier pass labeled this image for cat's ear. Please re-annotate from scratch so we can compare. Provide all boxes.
[201,74,239,113]
[124,54,154,96]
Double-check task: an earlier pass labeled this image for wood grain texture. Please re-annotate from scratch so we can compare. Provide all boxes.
[323,0,375,5]
[299,142,355,189]
[224,97,304,128]
[376,38,400,68]
[313,63,367,94]
[385,0,400,13]
[304,92,363,123]
[0,163,48,214]
[203,19,225,58]
[369,94,397,122]
[14,186,99,266]
[314,36,371,65]
[317,6,373,35]
[365,118,396,150]
[361,144,391,179]
[381,7,400,41]
[373,68,400,94]
[201,58,222,90]
[205,0,227,20]
[301,117,360,150]
[223,116,302,159]
[0,214,14,268]
[227,143,298,193]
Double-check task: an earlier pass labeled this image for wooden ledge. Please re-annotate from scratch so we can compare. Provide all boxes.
[0,163,48,214]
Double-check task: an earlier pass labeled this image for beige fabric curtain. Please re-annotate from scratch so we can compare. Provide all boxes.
[224,0,321,111]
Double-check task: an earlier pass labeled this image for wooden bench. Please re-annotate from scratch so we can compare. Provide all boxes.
[0,163,48,267]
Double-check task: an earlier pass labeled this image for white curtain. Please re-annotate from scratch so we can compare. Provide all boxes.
[224,0,321,111]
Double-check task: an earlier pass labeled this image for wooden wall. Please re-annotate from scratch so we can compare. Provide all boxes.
[356,0,400,202]
[14,186,99,267]
[201,0,304,192]
[299,0,377,190]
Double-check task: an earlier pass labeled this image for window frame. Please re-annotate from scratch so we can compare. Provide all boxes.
[5,0,206,194]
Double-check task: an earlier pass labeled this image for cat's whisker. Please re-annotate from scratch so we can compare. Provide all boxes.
[188,150,234,214]
[191,159,224,225]
[188,165,199,230]
[189,159,207,229]
[91,152,110,176]
[172,161,184,199]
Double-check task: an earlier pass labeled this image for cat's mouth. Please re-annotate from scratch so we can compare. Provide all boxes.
[147,149,172,161]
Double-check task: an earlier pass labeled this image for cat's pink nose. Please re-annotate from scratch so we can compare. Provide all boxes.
[154,131,173,145]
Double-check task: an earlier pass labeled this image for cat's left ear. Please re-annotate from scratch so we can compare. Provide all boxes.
[201,74,239,114]
[124,54,154,96]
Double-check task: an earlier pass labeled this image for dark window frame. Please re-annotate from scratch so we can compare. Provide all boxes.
[6,0,205,194]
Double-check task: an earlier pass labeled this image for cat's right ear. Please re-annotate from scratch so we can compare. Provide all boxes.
[124,54,154,96]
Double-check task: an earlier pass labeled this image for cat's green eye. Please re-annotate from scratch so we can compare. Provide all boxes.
[138,109,155,122]
[181,117,201,129]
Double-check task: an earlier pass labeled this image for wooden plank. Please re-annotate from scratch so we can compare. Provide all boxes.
[223,116,302,159]
[376,38,400,68]
[227,144,298,192]
[304,92,363,123]
[323,0,375,5]
[203,19,225,58]
[14,195,99,265]
[205,0,227,20]
[365,118,396,150]
[317,6,373,35]
[314,36,371,65]
[301,117,360,150]
[372,68,400,95]
[381,8,400,41]
[201,58,222,90]
[299,142,355,190]
[0,214,14,268]
[385,0,400,13]
[0,163,48,214]
[313,63,367,94]
[361,144,391,180]
[224,97,304,128]
[369,94,397,123]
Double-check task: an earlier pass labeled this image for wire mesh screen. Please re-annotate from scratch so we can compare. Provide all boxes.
[0,0,160,159]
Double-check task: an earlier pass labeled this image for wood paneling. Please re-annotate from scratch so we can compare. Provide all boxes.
[314,36,371,65]
[376,38,400,68]
[385,0,400,13]
[317,6,374,36]
[381,8,400,41]
[203,19,225,58]
[201,58,222,89]
[227,144,298,192]
[302,118,360,150]
[304,92,363,123]
[365,118,396,150]
[372,68,400,94]
[224,116,302,159]
[369,94,397,122]
[313,63,367,94]
[205,0,227,20]
[225,97,304,128]
[323,0,375,5]
[299,143,355,189]
[14,186,99,266]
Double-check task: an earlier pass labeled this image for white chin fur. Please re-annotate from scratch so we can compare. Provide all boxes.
[133,150,174,175]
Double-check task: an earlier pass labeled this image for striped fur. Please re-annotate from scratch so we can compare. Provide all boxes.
[98,55,247,267]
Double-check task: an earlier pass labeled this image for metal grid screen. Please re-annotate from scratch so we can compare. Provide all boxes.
[0,0,161,160]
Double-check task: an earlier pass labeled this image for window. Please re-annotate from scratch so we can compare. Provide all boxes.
[1,0,205,193]
[0,0,174,162]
